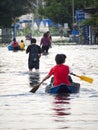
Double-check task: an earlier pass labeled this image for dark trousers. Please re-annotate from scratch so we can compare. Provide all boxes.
[42,45,49,53]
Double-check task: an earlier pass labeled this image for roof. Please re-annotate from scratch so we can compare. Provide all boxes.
[83,7,98,14]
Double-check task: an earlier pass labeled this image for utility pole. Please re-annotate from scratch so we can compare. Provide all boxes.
[72,0,74,25]
[32,13,34,37]
[31,0,39,37]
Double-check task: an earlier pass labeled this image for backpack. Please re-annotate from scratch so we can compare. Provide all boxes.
[29,45,39,63]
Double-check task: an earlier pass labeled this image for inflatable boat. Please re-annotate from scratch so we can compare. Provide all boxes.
[7,44,25,51]
[45,83,80,94]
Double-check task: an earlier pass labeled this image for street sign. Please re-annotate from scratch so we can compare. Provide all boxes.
[83,25,89,44]
[76,10,85,23]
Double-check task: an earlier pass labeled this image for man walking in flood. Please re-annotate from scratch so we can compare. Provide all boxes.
[26,38,42,73]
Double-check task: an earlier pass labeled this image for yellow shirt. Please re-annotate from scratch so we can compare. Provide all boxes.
[20,42,25,50]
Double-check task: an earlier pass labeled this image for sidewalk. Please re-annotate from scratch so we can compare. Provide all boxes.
[52,36,70,42]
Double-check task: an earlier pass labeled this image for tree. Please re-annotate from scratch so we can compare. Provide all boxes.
[0,0,37,43]
[38,0,98,27]
[39,0,72,26]
[0,0,37,27]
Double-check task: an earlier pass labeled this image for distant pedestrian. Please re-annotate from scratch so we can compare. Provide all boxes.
[47,31,52,47]
[59,27,64,38]
[26,38,42,73]
[40,32,51,55]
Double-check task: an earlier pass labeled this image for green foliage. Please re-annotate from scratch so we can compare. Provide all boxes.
[81,13,98,26]
[38,0,98,27]
[1,0,98,28]
[0,0,36,27]
[39,0,72,26]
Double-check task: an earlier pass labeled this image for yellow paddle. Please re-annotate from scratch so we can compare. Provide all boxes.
[30,73,94,93]
[70,73,93,83]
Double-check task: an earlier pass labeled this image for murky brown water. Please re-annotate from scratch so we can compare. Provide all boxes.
[0,42,98,130]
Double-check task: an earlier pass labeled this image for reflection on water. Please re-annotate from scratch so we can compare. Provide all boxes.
[0,44,98,130]
[53,95,71,116]
[29,72,40,86]
[52,95,71,129]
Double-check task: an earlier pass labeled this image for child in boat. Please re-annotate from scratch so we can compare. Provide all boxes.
[19,40,25,50]
[11,38,20,50]
[39,54,73,87]
[30,53,80,93]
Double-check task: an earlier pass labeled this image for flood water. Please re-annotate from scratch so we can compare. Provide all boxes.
[0,40,98,130]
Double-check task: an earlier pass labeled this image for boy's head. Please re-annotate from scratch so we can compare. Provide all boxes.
[31,38,36,44]
[21,40,23,42]
[55,54,66,64]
